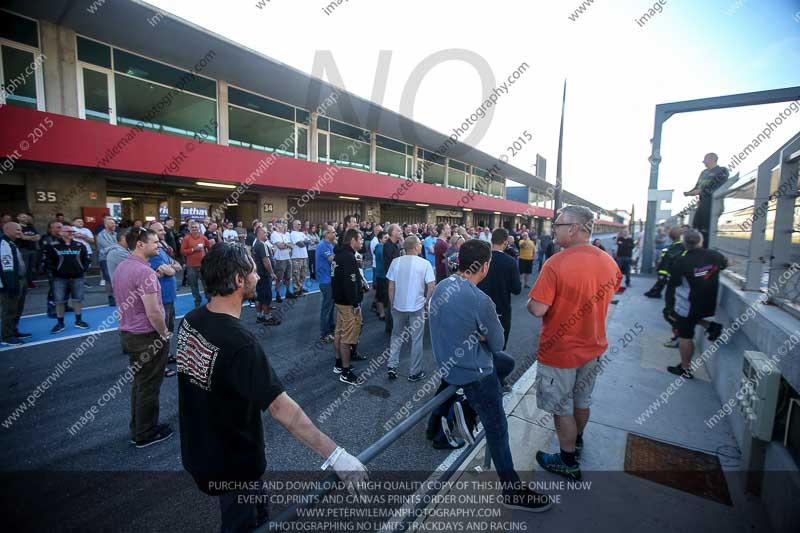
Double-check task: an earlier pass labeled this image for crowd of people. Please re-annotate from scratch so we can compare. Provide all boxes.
[0,198,730,529]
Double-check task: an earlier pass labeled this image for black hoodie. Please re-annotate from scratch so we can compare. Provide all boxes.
[45,239,89,279]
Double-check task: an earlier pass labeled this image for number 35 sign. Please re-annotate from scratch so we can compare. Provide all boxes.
[35,190,58,203]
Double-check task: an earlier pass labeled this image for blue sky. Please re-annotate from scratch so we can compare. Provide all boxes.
[145,0,800,217]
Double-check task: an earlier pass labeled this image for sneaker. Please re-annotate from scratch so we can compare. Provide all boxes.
[99,279,106,287]
[167,355,177,364]
[74,320,90,329]
[108,295,116,307]
[135,424,174,449]
[275,296,283,303]
[83,282,91,289]
[667,364,693,379]
[14,331,32,339]
[440,417,462,448]
[333,363,343,374]
[408,371,426,382]
[339,369,361,385]
[501,486,553,513]
[285,292,297,299]
[663,338,680,348]
[535,451,582,481]
[453,401,475,446]
[265,317,281,326]
[706,321,723,341]
[644,290,661,299]
[432,438,465,450]
[2,337,24,346]
[387,368,398,380]
[502,487,553,513]
[51,323,66,334]
[351,353,368,361]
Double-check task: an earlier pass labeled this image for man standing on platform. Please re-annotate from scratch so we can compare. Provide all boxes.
[684,152,729,248]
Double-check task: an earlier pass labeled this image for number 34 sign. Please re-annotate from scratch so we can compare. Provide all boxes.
[35,190,58,203]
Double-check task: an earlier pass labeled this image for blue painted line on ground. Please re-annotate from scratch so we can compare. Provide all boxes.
[0,269,373,353]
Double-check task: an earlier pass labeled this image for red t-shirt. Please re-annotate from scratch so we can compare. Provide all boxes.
[529,245,622,368]
[181,234,211,267]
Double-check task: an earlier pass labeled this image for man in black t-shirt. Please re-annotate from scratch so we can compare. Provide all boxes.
[176,243,367,532]
[204,222,220,247]
[664,229,726,379]
[614,229,635,287]
[332,229,365,385]
[252,227,279,326]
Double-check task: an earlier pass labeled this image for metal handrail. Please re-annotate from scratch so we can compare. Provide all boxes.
[262,384,460,531]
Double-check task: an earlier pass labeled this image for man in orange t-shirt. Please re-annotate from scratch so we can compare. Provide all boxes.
[180,221,212,307]
[527,205,621,481]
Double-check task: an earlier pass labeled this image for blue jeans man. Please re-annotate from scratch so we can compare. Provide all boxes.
[319,282,335,338]
[428,351,515,451]
[461,352,518,486]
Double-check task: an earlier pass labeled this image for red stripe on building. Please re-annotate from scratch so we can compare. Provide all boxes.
[0,106,553,217]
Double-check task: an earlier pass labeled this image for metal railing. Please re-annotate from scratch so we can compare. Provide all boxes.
[709,132,800,317]
[261,384,489,532]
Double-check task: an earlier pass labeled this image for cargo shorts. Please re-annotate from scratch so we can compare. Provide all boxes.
[535,356,605,416]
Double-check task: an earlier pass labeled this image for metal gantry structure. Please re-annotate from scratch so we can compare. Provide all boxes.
[644,86,800,274]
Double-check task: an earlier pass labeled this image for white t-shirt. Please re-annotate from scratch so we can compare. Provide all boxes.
[386,255,435,312]
[370,236,380,256]
[73,227,94,256]
[222,229,238,242]
[479,232,491,242]
[270,231,292,261]
[289,230,308,259]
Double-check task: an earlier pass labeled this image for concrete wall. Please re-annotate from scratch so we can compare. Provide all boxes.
[22,169,107,232]
[40,21,78,118]
[699,278,800,533]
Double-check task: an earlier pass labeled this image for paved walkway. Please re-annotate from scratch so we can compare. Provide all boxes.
[404,277,773,533]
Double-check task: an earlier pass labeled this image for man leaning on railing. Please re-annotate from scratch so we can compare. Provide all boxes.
[176,243,368,532]
[429,238,553,513]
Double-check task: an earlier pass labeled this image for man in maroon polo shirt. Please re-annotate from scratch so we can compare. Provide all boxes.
[433,223,451,283]
[112,227,173,448]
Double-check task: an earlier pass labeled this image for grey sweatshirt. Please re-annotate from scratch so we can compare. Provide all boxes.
[97,229,118,261]
[428,274,505,385]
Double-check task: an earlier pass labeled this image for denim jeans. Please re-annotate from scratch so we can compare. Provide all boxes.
[616,256,632,285]
[388,308,426,375]
[319,283,335,337]
[186,266,203,305]
[219,485,269,533]
[461,351,519,488]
